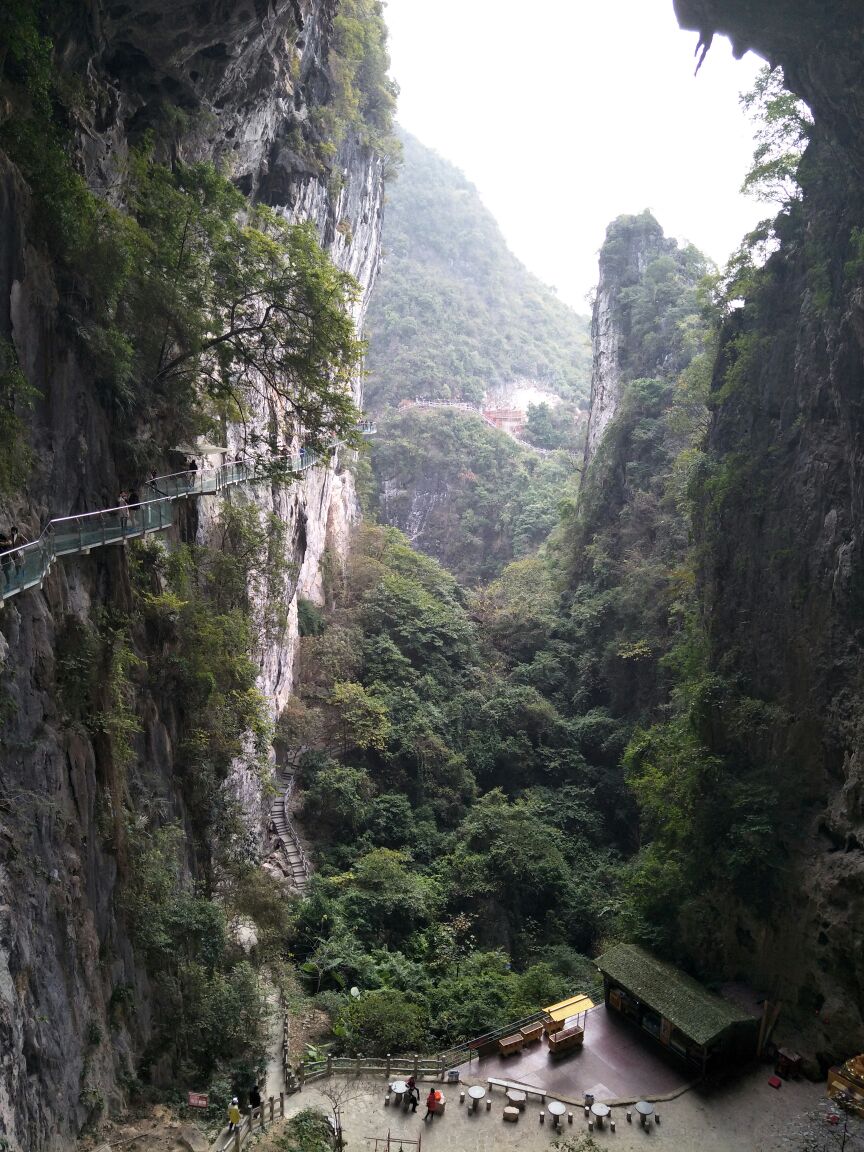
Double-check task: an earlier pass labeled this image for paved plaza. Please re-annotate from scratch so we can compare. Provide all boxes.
[267,1004,837,1152]
[456,1006,692,1104]
[277,1069,824,1152]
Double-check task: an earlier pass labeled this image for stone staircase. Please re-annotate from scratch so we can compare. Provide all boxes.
[270,765,311,892]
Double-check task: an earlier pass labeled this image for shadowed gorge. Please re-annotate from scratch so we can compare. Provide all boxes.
[3,1,864,1149]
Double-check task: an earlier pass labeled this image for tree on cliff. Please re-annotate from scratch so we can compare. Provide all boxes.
[1,15,367,467]
[81,157,365,461]
[740,65,812,207]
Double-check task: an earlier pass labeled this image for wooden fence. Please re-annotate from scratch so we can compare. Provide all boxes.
[298,1054,457,1087]
[207,1005,551,1148]
[293,1009,549,1089]
[210,1093,287,1152]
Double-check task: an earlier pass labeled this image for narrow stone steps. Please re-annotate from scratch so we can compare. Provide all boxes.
[270,766,311,892]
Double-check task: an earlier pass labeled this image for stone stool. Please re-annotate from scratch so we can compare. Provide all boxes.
[503,1107,519,1123]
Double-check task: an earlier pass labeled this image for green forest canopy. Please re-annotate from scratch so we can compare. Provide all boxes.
[364,129,592,409]
[367,406,579,586]
[284,525,614,1053]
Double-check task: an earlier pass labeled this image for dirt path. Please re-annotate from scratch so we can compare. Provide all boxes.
[78,1105,212,1152]
[264,983,286,1102]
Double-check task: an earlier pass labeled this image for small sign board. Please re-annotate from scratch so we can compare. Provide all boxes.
[187,1092,209,1109]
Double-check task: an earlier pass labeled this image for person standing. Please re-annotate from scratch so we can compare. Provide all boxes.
[117,492,129,532]
[227,1097,241,1133]
[406,1076,419,1113]
[0,532,12,589]
[10,526,25,581]
[423,1088,437,1121]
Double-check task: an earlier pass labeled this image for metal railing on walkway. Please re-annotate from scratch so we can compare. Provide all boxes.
[0,424,376,604]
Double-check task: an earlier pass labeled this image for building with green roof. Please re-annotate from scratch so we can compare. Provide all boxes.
[596,943,761,1070]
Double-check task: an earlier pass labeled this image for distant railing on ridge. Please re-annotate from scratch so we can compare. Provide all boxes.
[0,423,376,604]
[405,399,555,456]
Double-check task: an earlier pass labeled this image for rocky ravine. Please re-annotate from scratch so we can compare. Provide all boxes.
[0,3,382,1149]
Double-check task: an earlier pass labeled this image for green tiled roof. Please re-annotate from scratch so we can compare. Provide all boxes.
[596,944,756,1047]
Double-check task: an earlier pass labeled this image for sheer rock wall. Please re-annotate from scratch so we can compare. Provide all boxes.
[671,0,864,1058]
[583,213,688,466]
[0,3,382,1147]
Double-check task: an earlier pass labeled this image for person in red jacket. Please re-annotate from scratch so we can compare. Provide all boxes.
[424,1088,437,1120]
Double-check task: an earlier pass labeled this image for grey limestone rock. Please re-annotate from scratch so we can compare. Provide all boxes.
[0,2,384,1148]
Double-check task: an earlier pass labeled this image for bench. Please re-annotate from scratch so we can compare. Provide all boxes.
[547,1025,584,1056]
[487,1077,546,1102]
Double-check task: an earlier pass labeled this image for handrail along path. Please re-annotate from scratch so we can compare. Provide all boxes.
[0,423,376,604]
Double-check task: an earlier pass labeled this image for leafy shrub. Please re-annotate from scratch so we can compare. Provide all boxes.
[336,988,429,1056]
[123,825,269,1085]
[0,341,37,493]
[298,598,326,637]
[278,1108,333,1152]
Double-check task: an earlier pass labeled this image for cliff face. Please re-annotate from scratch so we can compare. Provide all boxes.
[671,0,864,1055]
[583,212,707,465]
[675,0,864,180]
[561,215,711,752]
[0,3,382,1148]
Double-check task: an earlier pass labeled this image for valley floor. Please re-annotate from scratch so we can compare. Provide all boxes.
[268,1068,848,1152]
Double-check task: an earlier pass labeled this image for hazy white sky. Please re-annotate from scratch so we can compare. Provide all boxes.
[382,0,767,310]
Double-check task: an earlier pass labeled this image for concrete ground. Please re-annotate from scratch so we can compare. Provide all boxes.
[271,1068,830,1152]
[457,1007,692,1104]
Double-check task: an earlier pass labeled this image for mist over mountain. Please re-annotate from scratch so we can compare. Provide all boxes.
[364,129,591,410]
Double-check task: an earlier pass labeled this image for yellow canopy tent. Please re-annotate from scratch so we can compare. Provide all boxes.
[543,993,594,1025]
